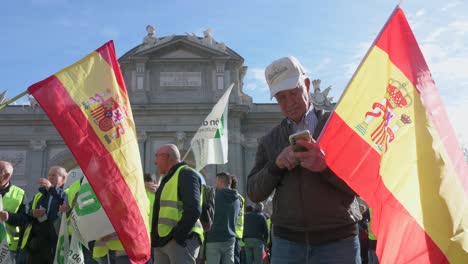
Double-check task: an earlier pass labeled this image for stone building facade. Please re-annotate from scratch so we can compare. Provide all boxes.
[0,30,284,200]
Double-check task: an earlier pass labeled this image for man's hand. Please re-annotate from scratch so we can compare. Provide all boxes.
[37,178,52,190]
[59,203,69,213]
[293,139,327,172]
[275,146,298,170]
[0,211,8,222]
[145,182,159,193]
[32,207,46,218]
[100,232,117,242]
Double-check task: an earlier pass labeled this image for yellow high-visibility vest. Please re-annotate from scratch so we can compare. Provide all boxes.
[64,179,81,235]
[235,194,245,239]
[368,208,377,241]
[146,190,156,232]
[158,165,204,242]
[93,233,125,259]
[65,180,81,208]
[20,192,43,250]
[267,218,272,245]
[3,185,25,251]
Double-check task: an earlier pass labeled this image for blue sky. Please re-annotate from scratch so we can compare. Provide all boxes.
[1,0,467,147]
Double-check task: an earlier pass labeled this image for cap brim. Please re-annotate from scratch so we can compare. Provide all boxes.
[270,75,306,99]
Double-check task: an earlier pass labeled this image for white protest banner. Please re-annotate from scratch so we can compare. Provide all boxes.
[67,229,84,264]
[53,213,70,264]
[0,196,11,264]
[69,177,114,245]
[190,83,233,171]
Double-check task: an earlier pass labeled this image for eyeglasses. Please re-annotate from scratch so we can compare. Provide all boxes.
[156,153,169,157]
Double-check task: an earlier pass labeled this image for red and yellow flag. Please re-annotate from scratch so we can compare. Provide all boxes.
[28,41,150,263]
[319,7,468,263]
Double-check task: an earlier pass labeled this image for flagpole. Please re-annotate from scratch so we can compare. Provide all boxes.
[182,145,192,162]
[0,90,29,111]
[317,4,401,141]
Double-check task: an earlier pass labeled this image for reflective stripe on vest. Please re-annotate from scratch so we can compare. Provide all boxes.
[3,185,25,251]
[267,218,272,245]
[64,180,81,235]
[235,195,245,239]
[92,233,125,259]
[158,165,204,242]
[66,180,81,208]
[20,192,43,249]
[146,190,156,232]
[368,208,376,240]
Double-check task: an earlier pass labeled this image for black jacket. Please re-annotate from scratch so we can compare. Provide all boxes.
[247,109,361,245]
[243,211,268,242]
[23,185,67,253]
[151,163,202,247]
[206,188,240,243]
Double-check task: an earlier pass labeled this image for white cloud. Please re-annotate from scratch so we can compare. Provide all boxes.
[313,57,332,73]
[414,10,468,146]
[430,58,468,80]
[244,67,268,92]
[342,6,468,146]
[445,98,468,146]
[422,27,446,43]
[449,21,468,35]
[417,18,468,96]
[250,68,266,83]
[441,1,461,12]
[343,41,372,78]
[419,43,449,63]
[415,9,426,17]
[245,83,256,91]
[101,28,120,39]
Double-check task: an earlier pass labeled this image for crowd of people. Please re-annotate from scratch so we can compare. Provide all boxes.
[0,56,379,264]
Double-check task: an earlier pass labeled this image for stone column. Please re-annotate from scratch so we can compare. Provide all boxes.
[137,130,147,172]
[27,140,47,196]
[228,129,245,195]
[242,137,258,199]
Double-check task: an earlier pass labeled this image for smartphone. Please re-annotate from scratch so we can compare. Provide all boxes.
[289,130,311,152]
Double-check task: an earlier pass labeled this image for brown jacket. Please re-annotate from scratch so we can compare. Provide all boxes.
[247,109,361,244]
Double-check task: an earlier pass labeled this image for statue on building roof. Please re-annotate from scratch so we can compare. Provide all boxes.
[0,90,7,104]
[143,25,158,46]
[23,95,40,112]
[311,79,334,110]
[186,28,227,52]
[202,28,214,45]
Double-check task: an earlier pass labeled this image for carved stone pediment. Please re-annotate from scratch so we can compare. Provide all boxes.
[120,36,239,62]
[160,49,202,59]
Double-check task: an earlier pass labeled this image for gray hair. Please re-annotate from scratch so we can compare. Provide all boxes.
[298,81,312,103]
[49,166,68,181]
[159,144,181,162]
[0,161,13,175]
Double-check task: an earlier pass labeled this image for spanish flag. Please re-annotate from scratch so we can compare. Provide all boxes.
[319,7,468,263]
[28,41,150,263]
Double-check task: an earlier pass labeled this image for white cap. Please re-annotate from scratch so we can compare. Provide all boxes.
[265,56,307,99]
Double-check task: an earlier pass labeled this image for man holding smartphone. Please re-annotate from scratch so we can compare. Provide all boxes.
[247,56,362,263]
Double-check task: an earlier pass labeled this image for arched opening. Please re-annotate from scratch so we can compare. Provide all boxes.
[47,148,84,188]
